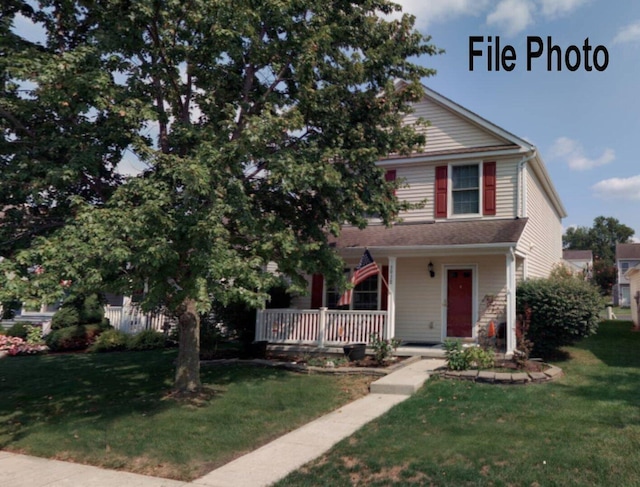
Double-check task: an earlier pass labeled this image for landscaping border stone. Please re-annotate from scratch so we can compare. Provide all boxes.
[436,363,563,384]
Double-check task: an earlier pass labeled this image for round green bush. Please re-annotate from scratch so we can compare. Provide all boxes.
[516,275,604,358]
[128,330,166,351]
[45,324,104,351]
[6,322,29,339]
[89,329,130,353]
[51,307,80,330]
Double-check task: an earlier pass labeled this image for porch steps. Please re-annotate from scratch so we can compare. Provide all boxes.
[370,358,447,395]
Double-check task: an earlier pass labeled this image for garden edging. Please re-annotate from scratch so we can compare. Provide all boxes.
[437,363,563,384]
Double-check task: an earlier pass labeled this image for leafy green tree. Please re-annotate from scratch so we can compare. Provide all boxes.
[0,0,439,392]
[563,216,634,265]
[0,1,141,258]
[563,216,634,294]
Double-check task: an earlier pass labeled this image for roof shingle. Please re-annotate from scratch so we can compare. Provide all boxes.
[330,218,528,249]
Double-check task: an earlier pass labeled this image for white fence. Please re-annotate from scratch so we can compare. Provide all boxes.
[104,305,174,334]
[255,308,388,347]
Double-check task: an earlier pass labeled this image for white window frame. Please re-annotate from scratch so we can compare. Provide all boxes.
[448,162,483,218]
[324,268,381,310]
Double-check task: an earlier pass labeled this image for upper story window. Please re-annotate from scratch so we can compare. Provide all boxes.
[451,164,480,215]
[621,262,630,272]
[435,161,496,219]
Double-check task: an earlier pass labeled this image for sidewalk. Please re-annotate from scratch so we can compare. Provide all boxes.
[2,358,446,487]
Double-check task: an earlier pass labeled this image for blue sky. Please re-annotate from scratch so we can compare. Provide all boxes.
[11,1,640,238]
[396,0,640,239]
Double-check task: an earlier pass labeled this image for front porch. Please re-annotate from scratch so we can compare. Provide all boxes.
[254,308,482,358]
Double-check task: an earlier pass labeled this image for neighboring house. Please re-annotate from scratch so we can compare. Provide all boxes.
[625,265,640,327]
[562,249,593,279]
[256,85,567,356]
[615,243,640,307]
[7,293,171,335]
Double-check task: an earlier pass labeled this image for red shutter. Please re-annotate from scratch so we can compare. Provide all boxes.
[380,265,389,311]
[483,161,497,216]
[311,274,324,308]
[435,165,448,218]
[385,169,397,195]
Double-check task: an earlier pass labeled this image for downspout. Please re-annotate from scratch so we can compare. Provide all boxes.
[517,150,537,218]
[506,247,517,356]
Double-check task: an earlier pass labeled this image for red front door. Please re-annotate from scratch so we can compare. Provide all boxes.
[447,269,473,337]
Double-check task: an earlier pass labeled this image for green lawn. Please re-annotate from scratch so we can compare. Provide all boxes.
[277,321,640,487]
[0,349,371,480]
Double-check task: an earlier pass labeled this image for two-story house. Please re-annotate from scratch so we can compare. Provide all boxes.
[615,243,640,307]
[562,250,593,280]
[256,86,567,356]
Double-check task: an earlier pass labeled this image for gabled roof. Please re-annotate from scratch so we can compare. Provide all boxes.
[388,83,567,219]
[330,218,528,249]
[616,243,640,260]
[563,250,593,261]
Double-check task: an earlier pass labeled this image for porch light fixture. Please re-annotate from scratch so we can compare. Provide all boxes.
[428,261,435,278]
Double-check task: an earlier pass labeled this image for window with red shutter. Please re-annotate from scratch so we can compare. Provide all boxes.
[385,169,397,196]
[483,161,497,215]
[310,274,324,308]
[435,165,448,218]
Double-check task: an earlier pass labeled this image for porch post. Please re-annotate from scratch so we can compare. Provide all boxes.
[505,249,517,356]
[387,256,397,340]
[317,307,327,348]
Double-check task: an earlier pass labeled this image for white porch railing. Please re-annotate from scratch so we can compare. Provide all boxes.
[255,308,388,347]
[104,305,174,334]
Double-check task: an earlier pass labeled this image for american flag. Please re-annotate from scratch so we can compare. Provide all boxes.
[337,249,379,307]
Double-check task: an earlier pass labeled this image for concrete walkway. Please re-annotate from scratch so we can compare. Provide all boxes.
[1,358,446,487]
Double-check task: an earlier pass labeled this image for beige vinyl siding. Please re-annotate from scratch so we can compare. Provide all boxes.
[495,159,519,218]
[395,257,442,342]
[518,167,563,278]
[396,164,434,222]
[394,157,519,222]
[404,98,507,153]
[395,255,508,342]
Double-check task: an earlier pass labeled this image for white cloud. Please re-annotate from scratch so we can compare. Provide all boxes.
[539,0,589,19]
[393,0,491,28]
[549,137,615,171]
[592,175,640,200]
[613,21,640,45]
[393,0,591,36]
[486,0,536,36]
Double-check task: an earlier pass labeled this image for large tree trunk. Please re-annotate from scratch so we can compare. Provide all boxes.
[174,298,201,393]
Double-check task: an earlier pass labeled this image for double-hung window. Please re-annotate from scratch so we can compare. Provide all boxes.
[325,272,379,310]
[435,161,495,218]
[451,164,480,215]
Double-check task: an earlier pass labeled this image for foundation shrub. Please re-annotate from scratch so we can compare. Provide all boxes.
[89,329,130,352]
[516,275,603,358]
[45,323,105,351]
[128,329,166,351]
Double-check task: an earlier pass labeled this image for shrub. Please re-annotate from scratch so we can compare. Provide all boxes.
[517,276,604,358]
[128,330,166,351]
[464,345,495,369]
[370,333,401,364]
[51,307,80,330]
[6,322,29,339]
[45,324,103,351]
[89,329,130,353]
[444,340,467,370]
[51,293,106,330]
